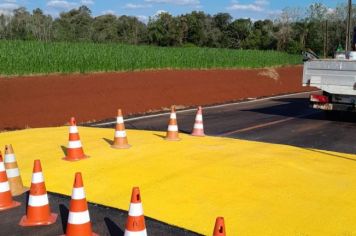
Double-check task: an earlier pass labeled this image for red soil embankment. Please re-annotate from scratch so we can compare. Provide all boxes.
[0,66,313,130]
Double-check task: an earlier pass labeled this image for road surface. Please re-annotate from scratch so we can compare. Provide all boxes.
[90,91,356,154]
[1,192,201,236]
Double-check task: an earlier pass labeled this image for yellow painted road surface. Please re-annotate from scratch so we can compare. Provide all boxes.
[1,127,356,236]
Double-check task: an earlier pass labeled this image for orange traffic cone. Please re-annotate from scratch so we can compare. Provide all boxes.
[63,117,88,161]
[4,144,28,196]
[63,172,98,236]
[0,152,20,211]
[124,187,147,236]
[191,106,205,137]
[19,160,57,226]
[165,105,180,141]
[112,109,131,149]
[213,217,226,236]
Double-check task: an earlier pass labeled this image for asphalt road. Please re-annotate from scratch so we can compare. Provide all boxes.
[91,91,356,154]
[0,192,201,236]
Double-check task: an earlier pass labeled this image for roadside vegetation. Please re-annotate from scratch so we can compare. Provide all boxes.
[0,40,301,75]
[0,2,353,56]
[1,2,346,75]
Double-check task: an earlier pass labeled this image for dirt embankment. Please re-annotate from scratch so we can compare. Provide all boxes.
[0,66,314,130]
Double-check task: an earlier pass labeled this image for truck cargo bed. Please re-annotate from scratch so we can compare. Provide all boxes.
[303,59,356,96]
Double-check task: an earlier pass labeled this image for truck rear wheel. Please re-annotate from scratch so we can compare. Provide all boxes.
[323,110,341,120]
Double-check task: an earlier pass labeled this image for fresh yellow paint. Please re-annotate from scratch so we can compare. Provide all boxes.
[0,127,356,236]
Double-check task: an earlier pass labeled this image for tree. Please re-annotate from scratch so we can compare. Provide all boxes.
[275,7,303,51]
[185,11,209,46]
[54,5,93,41]
[326,3,356,54]
[307,3,328,21]
[213,13,232,47]
[9,7,32,40]
[304,3,328,54]
[243,20,276,50]
[291,20,308,51]
[148,12,193,46]
[0,14,11,39]
[92,14,118,42]
[31,8,53,41]
[176,15,189,45]
[117,15,146,44]
[226,18,252,49]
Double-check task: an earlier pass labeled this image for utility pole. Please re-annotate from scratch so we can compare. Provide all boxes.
[324,20,328,58]
[346,0,352,51]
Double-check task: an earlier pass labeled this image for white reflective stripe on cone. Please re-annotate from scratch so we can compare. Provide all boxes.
[168,125,178,132]
[0,181,10,193]
[6,168,19,178]
[28,194,49,207]
[124,229,148,236]
[128,203,144,216]
[69,126,79,134]
[117,116,124,124]
[4,154,16,163]
[68,140,82,149]
[68,210,90,224]
[32,172,44,184]
[194,123,204,129]
[72,187,85,200]
[115,131,127,138]
[0,163,5,172]
[170,113,177,119]
[195,114,203,121]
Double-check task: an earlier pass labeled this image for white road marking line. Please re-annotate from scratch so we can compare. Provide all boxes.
[220,111,319,136]
[91,91,318,127]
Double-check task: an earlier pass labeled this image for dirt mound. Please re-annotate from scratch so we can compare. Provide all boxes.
[0,66,314,130]
[258,68,280,81]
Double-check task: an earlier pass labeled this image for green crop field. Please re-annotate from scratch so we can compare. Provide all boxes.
[0,40,301,76]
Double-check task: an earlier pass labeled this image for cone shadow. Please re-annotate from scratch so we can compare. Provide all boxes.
[25,190,30,211]
[104,217,124,236]
[153,133,166,139]
[179,129,190,134]
[102,138,113,145]
[59,204,69,233]
[60,145,67,156]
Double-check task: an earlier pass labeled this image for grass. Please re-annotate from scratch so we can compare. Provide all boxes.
[0,40,302,76]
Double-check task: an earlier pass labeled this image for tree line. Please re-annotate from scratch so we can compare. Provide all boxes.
[0,3,355,56]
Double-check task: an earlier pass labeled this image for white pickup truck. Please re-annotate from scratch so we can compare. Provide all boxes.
[303,59,356,112]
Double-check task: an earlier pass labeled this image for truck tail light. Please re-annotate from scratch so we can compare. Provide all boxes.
[310,94,329,103]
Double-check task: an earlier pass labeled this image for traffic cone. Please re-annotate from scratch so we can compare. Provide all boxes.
[191,106,205,137]
[63,117,88,161]
[19,160,57,226]
[112,109,131,149]
[63,172,98,236]
[0,152,21,211]
[165,105,180,141]
[213,217,226,236]
[124,187,147,236]
[4,144,28,196]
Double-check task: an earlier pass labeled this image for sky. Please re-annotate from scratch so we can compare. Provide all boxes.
[0,0,346,22]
